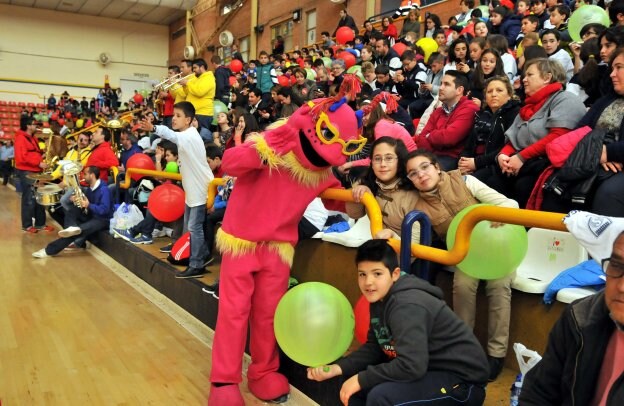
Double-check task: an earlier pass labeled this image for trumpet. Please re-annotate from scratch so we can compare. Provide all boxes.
[35,128,54,136]
[163,73,195,91]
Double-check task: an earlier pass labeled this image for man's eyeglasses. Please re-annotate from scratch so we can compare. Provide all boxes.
[602,258,624,278]
[372,155,398,165]
[407,162,434,180]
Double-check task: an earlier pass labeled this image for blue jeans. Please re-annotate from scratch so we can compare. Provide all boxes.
[184,204,208,268]
[16,169,46,229]
[195,114,213,142]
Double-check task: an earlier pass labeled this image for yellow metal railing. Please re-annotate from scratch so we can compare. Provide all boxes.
[121,169,568,266]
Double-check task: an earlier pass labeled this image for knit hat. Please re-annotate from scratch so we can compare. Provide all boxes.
[563,210,624,262]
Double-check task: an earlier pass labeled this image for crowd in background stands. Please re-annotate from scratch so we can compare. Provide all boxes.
[5,0,624,390]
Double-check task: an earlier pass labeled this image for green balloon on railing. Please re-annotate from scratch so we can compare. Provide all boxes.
[164,161,179,173]
[446,204,528,280]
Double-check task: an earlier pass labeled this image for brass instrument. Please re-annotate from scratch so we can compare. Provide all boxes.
[62,161,87,212]
[163,73,195,91]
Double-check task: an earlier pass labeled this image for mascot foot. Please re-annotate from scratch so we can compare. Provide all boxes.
[248,372,290,402]
[208,383,244,406]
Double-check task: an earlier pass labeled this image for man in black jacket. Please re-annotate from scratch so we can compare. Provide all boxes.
[211,55,231,105]
[333,9,358,37]
[520,230,624,405]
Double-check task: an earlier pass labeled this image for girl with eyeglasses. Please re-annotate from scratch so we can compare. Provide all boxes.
[405,149,518,381]
[346,137,419,245]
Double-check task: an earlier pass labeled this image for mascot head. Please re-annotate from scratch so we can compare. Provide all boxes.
[284,94,366,170]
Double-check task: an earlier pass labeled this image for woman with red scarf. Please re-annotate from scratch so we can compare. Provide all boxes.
[483,58,586,207]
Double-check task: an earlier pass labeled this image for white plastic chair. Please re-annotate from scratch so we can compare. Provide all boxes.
[512,228,588,294]
[556,287,600,304]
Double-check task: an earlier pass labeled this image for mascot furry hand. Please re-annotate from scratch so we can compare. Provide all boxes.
[208,96,365,406]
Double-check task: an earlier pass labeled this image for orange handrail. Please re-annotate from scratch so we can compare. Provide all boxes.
[122,173,568,266]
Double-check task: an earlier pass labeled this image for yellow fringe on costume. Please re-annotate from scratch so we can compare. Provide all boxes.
[281,152,332,188]
[216,228,295,267]
[248,134,283,170]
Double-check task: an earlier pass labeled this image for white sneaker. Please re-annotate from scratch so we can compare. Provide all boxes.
[152,228,167,238]
[58,226,82,238]
[32,249,49,258]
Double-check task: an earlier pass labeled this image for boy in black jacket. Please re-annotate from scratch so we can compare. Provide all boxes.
[307,239,489,405]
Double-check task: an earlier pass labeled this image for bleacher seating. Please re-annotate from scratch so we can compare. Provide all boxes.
[512,228,588,294]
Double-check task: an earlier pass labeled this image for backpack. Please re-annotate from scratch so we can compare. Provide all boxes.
[166,232,190,266]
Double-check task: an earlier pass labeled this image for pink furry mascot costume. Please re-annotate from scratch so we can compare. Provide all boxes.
[209,89,366,405]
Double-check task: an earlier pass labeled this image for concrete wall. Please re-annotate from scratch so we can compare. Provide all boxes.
[0,4,169,103]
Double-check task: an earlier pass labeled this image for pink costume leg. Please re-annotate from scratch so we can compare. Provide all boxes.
[246,246,291,400]
[208,252,258,405]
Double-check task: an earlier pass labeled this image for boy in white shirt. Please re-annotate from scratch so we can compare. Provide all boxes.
[140,101,214,278]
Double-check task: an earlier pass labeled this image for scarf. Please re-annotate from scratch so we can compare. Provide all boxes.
[519,82,562,121]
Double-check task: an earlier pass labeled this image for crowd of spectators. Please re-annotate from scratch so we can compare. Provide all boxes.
[6,1,624,403]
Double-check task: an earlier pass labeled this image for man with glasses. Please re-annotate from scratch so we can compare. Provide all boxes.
[520,227,624,405]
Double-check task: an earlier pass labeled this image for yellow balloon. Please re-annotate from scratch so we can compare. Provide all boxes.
[416,37,439,64]
[76,119,84,128]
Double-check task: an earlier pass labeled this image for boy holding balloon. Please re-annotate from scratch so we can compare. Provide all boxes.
[308,239,489,406]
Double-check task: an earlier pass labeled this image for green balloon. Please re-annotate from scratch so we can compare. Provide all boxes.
[33,114,41,121]
[211,100,228,125]
[321,57,332,68]
[347,65,364,82]
[41,115,49,122]
[568,5,610,43]
[305,68,316,81]
[164,161,179,173]
[274,282,354,367]
[446,204,528,280]
[477,5,489,19]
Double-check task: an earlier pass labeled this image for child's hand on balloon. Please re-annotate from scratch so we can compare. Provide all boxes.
[307,364,342,381]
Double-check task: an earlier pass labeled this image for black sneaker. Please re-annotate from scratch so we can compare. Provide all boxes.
[175,267,207,279]
[159,243,174,253]
[488,356,505,381]
[202,280,219,299]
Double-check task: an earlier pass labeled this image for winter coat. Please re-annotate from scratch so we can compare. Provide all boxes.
[520,291,624,406]
[461,99,521,170]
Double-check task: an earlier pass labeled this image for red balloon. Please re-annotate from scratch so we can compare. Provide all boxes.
[51,113,59,121]
[126,153,156,181]
[229,76,238,86]
[337,51,357,69]
[277,75,290,87]
[392,42,408,57]
[148,184,185,222]
[289,75,297,85]
[57,118,65,126]
[336,26,355,45]
[230,59,243,73]
[65,112,72,119]
[133,93,144,104]
[354,295,370,344]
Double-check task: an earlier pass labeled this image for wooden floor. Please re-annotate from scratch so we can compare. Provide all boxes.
[0,184,516,405]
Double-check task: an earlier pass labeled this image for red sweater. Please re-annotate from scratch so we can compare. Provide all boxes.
[86,141,119,181]
[14,129,43,172]
[416,97,479,159]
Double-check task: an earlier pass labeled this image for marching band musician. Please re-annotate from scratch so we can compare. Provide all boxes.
[14,116,54,233]
[54,132,93,217]
[85,127,119,183]
[50,132,93,182]
[179,58,215,142]
[32,166,113,258]
[159,66,179,129]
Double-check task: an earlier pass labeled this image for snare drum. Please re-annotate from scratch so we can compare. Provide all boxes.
[35,184,63,206]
